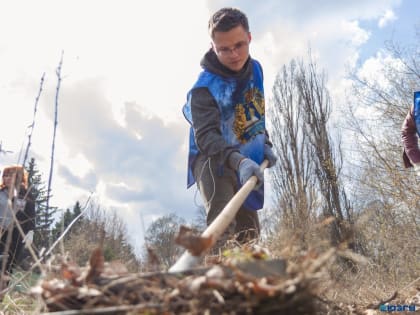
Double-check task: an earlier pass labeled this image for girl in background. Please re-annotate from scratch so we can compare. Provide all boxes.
[401,91,420,171]
[0,165,35,282]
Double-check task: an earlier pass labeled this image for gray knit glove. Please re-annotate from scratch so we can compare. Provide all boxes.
[238,158,264,190]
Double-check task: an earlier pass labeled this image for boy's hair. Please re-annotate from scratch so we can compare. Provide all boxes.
[208,7,249,39]
[1,165,28,190]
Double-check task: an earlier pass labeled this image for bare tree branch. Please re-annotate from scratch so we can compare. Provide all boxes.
[46,51,64,247]
[22,72,46,167]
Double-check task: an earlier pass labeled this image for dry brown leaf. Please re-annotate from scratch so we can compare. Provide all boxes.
[60,262,82,286]
[249,281,277,297]
[85,247,105,283]
[175,225,213,256]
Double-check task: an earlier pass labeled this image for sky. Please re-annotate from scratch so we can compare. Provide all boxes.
[0,0,418,257]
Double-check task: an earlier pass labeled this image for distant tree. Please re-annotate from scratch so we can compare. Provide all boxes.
[269,57,353,247]
[62,202,141,272]
[192,206,207,233]
[143,213,185,269]
[269,60,318,245]
[52,201,83,241]
[51,208,71,241]
[26,157,56,252]
[72,201,82,218]
[347,27,420,209]
[345,27,419,273]
[296,58,353,245]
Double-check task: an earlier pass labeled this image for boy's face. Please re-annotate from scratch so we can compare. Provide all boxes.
[212,25,251,72]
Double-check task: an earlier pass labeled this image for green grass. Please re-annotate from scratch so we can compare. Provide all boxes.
[1,269,42,314]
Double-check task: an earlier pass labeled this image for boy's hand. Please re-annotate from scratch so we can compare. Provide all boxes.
[238,158,264,190]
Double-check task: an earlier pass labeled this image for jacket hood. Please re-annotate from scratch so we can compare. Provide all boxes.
[200,49,251,80]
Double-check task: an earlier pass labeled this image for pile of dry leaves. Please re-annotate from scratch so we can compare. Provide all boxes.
[27,226,419,314]
[30,242,343,315]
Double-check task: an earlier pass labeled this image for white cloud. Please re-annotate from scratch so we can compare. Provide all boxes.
[357,51,405,90]
[378,9,397,28]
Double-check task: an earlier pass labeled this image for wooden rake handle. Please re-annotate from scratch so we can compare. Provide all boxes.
[169,160,269,273]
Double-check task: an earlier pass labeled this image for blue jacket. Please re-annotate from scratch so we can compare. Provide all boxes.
[412,91,420,135]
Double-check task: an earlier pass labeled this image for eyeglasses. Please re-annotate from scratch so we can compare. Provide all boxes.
[214,40,249,56]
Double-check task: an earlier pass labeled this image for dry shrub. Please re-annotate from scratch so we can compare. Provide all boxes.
[261,210,419,311]
[57,204,142,273]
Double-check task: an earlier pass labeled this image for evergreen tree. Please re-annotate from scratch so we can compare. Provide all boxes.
[72,201,82,217]
[69,201,83,235]
[26,158,56,252]
[52,208,71,240]
[52,201,83,241]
